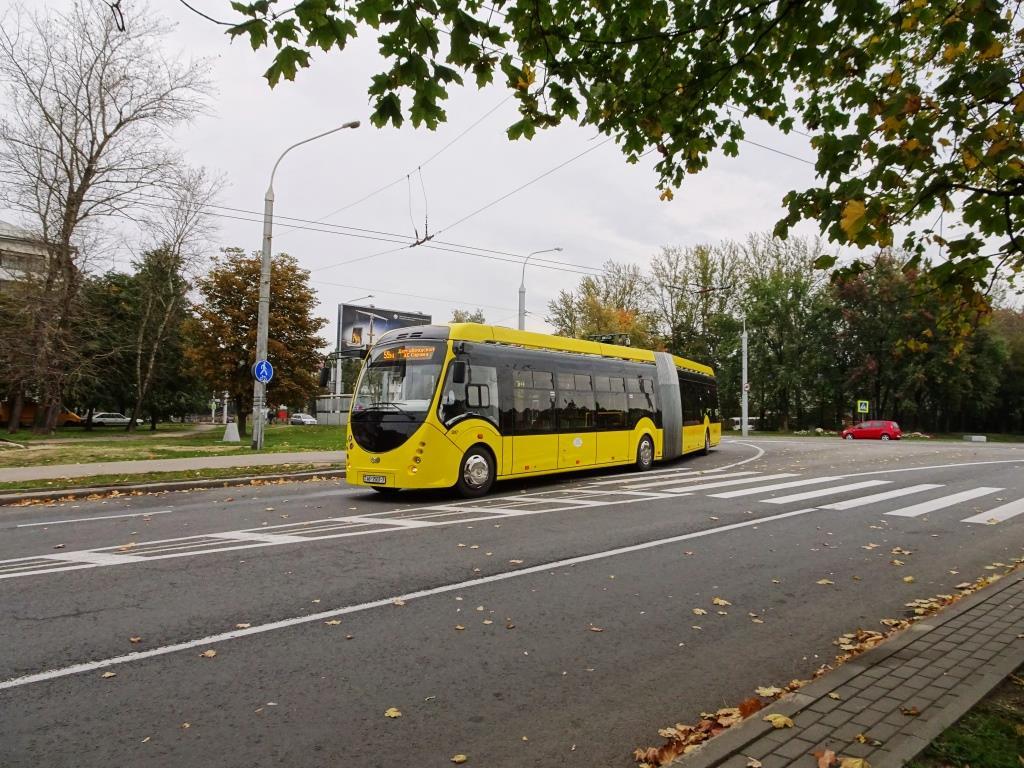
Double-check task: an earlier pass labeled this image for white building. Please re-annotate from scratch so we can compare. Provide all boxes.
[0,219,49,295]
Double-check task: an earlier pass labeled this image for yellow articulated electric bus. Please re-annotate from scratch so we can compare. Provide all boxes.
[345,323,721,497]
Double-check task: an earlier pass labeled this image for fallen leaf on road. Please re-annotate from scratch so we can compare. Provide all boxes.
[900,706,920,716]
[451,755,468,764]
[101,671,116,679]
[506,622,515,629]
[855,733,868,744]
[712,597,731,606]
[324,620,341,626]
[454,625,465,630]
[751,618,764,624]
[891,547,912,555]
[199,649,217,658]
[684,551,695,556]
[482,619,493,625]
[816,579,835,585]
[384,707,402,718]
[746,758,762,768]
[181,722,190,729]
[141,736,150,743]
[692,608,708,616]
[763,714,794,729]
[828,692,842,700]
[52,544,65,549]
[891,559,904,566]
[838,758,870,768]
[509,559,524,564]
[738,698,763,717]
[813,749,837,768]
[902,576,915,583]
[589,626,605,632]
[235,623,251,629]
[393,599,406,606]
[129,636,142,644]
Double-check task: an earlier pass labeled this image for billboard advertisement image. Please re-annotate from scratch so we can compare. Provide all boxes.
[337,304,431,352]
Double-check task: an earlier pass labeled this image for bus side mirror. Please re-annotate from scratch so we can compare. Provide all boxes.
[451,361,467,384]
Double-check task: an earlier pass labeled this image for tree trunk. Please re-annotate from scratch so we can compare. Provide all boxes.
[149,413,158,431]
[6,389,23,434]
[85,406,94,431]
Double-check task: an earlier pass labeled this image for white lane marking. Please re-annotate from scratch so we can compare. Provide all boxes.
[886,487,1003,518]
[0,506,816,691]
[710,476,844,499]
[331,516,435,528]
[818,484,943,510]
[619,471,761,490]
[583,468,708,487]
[845,458,1024,477]
[961,497,1024,524]
[762,480,891,504]
[661,473,799,494]
[45,551,146,565]
[719,441,766,469]
[14,510,173,528]
[205,531,314,544]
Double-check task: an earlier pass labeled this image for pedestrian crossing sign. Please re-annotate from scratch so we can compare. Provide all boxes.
[857,399,869,414]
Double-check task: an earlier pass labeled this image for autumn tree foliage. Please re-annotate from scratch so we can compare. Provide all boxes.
[450,308,487,323]
[225,0,1023,290]
[187,248,327,436]
[548,235,1015,433]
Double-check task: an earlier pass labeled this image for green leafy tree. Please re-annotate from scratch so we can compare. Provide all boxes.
[225,1,1023,290]
[546,261,656,348]
[187,247,327,436]
[451,308,486,323]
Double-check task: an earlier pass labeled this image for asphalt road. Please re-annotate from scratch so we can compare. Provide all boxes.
[1,437,1023,767]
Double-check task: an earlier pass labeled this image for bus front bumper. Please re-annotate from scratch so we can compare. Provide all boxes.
[345,422,462,491]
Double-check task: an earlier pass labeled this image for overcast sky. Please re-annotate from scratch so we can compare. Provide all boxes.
[7,0,833,348]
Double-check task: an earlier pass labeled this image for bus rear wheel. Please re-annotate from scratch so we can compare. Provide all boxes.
[456,446,495,498]
[635,435,654,471]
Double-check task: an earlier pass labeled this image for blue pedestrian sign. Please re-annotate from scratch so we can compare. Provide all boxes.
[253,360,274,384]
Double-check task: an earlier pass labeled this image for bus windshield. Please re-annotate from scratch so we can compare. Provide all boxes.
[352,342,444,414]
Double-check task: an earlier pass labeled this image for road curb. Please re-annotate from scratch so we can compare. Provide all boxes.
[673,569,1024,768]
[0,466,347,507]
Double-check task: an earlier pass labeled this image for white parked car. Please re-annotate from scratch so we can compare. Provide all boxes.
[91,412,141,426]
[289,413,318,426]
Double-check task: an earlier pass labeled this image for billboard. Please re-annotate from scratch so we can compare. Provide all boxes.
[337,304,431,352]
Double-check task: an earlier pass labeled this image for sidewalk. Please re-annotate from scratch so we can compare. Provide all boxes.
[0,450,346,483]
[675,570,1024,768]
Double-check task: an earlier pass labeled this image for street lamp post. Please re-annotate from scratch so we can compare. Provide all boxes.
[741,317,749,437]
[518,247,562,331]
[250,120,361,450]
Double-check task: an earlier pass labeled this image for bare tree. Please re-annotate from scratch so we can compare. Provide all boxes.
[126,166,223,430]
[0,1,211,432]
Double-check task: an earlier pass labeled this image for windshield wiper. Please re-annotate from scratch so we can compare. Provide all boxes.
[366,401,416,419]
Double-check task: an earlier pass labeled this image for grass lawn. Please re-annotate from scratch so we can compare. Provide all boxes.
[0,462,341,494]
[908,666,1023,768]
[0,424,344,468]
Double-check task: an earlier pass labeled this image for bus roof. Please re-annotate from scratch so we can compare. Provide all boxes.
[445,323,714,377]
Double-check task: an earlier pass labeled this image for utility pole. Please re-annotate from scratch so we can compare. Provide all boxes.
[250,120,360,450]
[741,318,749,438]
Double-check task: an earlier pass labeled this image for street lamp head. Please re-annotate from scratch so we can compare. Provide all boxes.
[342,120,361,130]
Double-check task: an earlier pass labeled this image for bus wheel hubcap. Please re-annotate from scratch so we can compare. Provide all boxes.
[639,440,652,466]
[464,455,490,486]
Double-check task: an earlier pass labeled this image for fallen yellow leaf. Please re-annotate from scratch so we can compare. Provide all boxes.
[817,579,835,586]
[712,597,732,606]
[902,576,916,584]
[828,692,842,700]
[755,686,783,697]
[129,636,142,644]
[384,707,402,718]
[693,608,708,616]
[839,758,871,768]
[746,759,762,768]
[451,755,468,764]
[763,714,794,728]
[101,671,117,679]
[199,649,217,659]
[235,623,251,629]
[324,619,342,626]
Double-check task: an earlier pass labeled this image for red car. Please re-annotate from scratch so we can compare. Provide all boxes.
[841,420,902,441]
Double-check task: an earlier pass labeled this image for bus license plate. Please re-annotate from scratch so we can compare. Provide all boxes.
[362,474,387,485]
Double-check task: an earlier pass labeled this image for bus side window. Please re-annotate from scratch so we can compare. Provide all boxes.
[513,370,554,433]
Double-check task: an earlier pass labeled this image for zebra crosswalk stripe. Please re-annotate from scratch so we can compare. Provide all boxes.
[660,473,799,494]
[710,476,843,499]
[961,497,1024,525]
[762,480,891,505]
[818,484,943,511]
[619,471,761,490]
[886,487,1003,518]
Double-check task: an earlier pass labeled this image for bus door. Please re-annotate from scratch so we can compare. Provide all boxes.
[594,375,629,463]
[510,369,558,474]
[557,373,597,469]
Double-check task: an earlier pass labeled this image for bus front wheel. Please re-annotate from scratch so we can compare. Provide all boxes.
[636,435,654,471]
[456,445,495,498]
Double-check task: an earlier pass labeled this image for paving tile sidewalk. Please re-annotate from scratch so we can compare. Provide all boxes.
[677,571,1024,768]
[0,450,346,483]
